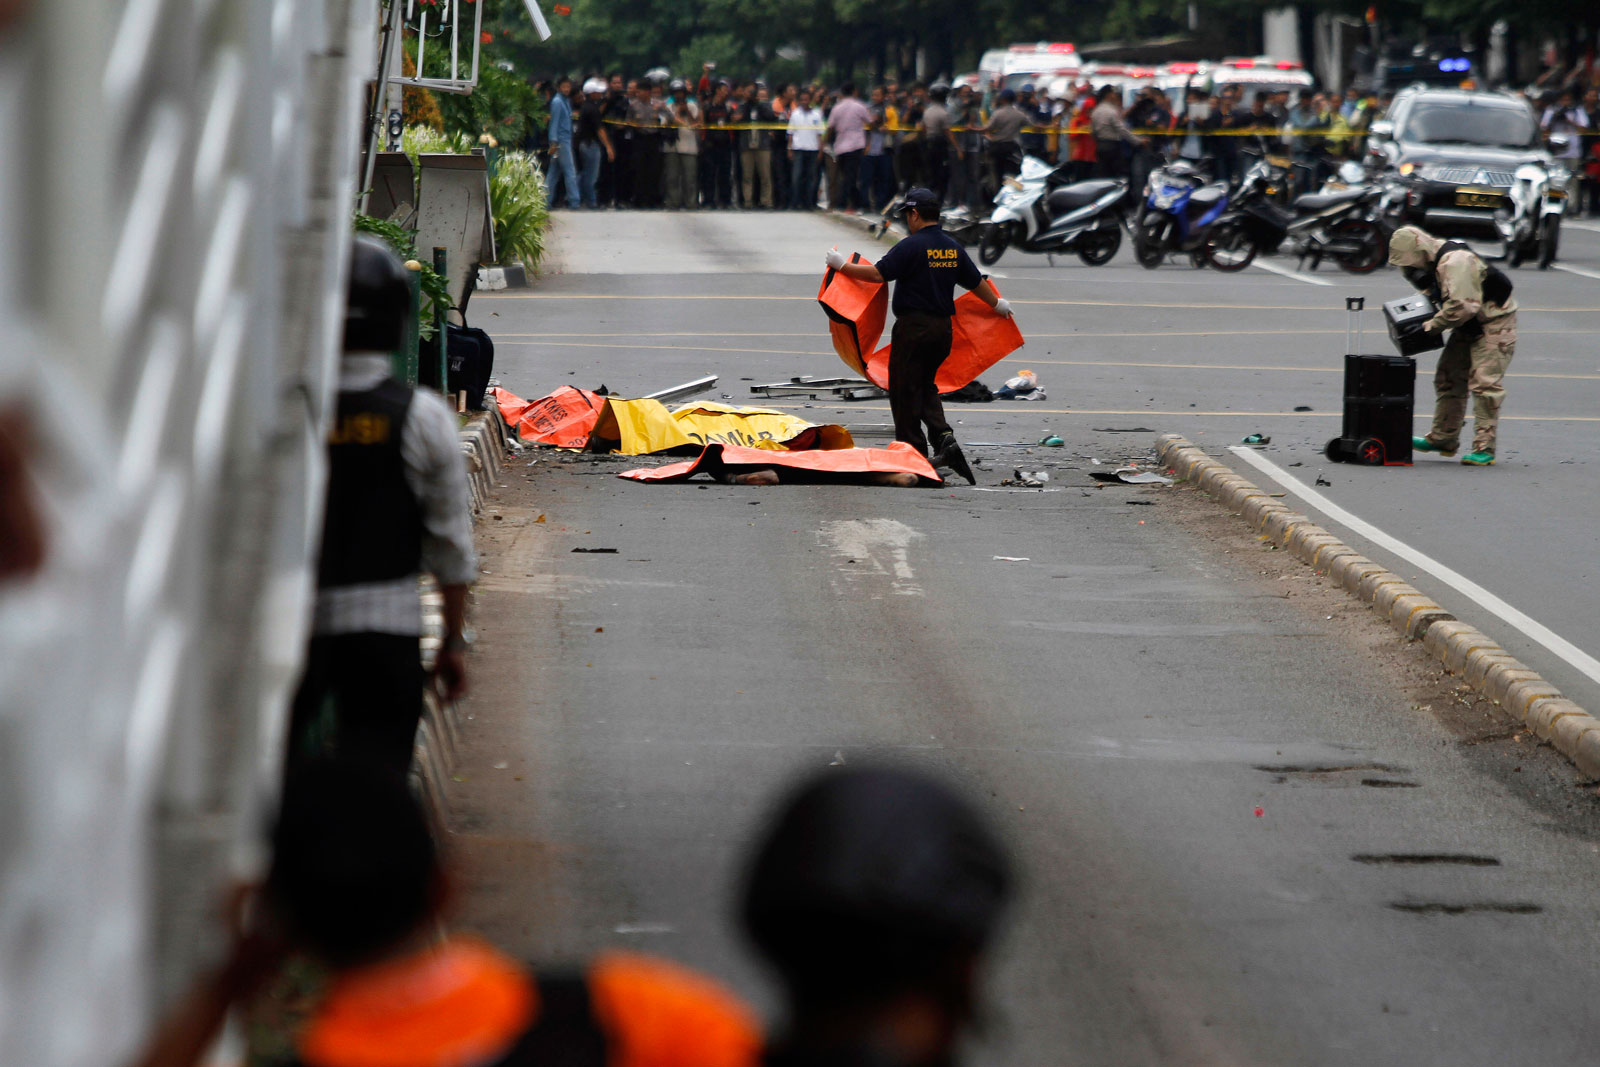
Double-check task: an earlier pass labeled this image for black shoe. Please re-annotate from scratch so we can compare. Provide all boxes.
[931,439,976,485]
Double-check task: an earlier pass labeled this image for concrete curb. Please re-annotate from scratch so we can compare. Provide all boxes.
[413,405,512,823]
[1157,434,1600,781]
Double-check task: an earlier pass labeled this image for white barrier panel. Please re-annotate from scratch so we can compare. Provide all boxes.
[0,1,371,1062]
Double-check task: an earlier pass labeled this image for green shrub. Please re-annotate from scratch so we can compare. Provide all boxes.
[351,214,453,341]
[486,150,549,270]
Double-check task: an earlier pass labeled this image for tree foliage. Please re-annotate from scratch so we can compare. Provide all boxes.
[473,0,1588,84]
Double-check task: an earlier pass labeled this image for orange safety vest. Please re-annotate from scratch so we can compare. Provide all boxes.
[298,936,761,1067]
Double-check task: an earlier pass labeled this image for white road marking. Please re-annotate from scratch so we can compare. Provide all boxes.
[1250,259,1335,286]
[1226,445,1600,688]
[1553,263,1600,281]
[819,518,926,596]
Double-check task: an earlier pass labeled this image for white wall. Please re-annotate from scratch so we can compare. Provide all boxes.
[0,1,373,1062]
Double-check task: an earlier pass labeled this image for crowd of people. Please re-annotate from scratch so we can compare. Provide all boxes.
[531,66,1600,218]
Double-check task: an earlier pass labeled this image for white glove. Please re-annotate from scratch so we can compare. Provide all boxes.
[825,248,846,271]
[993,297,1014,318]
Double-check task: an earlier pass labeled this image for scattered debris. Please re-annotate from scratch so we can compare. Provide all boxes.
[1091,426,1155,433]
[941,380,995,403]
[993,556,1031,562]
[1038,434,1064,447]
[1003,469,1050,487]
[1090,466,1173,486]
[1294,405,1313,412]
[1315,475,1332,486]
[749,375,886,401]
[995,370,1045,400]
[1242,433,1271,445]
[572,547,619,553]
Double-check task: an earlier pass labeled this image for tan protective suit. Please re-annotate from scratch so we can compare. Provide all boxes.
[1388,226,1517,455]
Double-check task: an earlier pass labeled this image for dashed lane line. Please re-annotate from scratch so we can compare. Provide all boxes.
[1249,259,1335,287]
[491,340,1600,381]
[1226,444,1600,690]
[475,292,1600,312]
[751,403,1600,421]
[1553,263,1600,282]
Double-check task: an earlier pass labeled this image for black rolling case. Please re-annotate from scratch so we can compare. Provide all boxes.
[1326,297,1414,466]
[446,322,496,411]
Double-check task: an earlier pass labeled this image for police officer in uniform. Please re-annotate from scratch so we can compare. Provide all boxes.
[288,237,478,779]
[1388,225,1518,466]
[824,188,1012,484]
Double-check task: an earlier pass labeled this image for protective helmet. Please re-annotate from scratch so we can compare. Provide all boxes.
[669,78,686,92]
[344,235,412,353]
[742,766,1013,1007]
[583,77,606,94]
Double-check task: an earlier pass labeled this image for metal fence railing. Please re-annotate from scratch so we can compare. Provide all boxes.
[0,1,373,1062]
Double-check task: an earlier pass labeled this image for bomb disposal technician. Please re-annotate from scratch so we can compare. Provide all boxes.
[825,187,1011,485]
[1388,225,1517,466]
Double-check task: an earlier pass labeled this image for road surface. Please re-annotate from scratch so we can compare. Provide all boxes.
[449,208,1600,1065]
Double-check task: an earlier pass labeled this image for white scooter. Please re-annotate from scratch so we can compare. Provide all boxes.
[1501,140,1570,270]
[976,155,1130,267]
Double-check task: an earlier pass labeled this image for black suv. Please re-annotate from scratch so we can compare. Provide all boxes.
[1367,88,1549,247]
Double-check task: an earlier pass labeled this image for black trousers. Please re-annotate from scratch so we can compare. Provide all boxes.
[288,632,425,780]
[633,137,663,207]
[835,149,863,210]
[888,310,954,456]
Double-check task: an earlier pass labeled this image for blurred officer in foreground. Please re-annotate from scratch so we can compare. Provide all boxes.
[743,765,1014,1067]
[825,188,1013,484]
[1388,225,1518,466]
[134,761,762,1067]
[288,237,477,780]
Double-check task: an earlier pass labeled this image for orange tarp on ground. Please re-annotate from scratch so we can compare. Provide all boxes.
[617,441,941,485]
[817,262,1025,393]
[491,385,604,449]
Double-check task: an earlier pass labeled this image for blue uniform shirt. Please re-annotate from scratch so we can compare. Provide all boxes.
[874,225,984,317]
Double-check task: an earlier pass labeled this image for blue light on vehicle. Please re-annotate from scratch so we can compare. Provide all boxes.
[1437,57,1471,72]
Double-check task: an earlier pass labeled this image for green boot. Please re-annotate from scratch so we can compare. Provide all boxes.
[1460,451,1495,466]
[1412,436,1457,457]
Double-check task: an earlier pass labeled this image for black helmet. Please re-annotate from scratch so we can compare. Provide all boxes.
[344,235,412,352]
[742,765,1013,1008]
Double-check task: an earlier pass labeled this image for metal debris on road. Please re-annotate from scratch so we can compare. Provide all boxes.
[749,375,886,401]
[641,374,719,403]
[572,547,619,553]
[1242,433,1271,445]
[1039,434,1064,447]
[993,556,1031,562]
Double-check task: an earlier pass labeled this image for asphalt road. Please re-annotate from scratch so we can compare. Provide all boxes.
[452,208,1600,1065]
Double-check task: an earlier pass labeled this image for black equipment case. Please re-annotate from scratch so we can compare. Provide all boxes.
[1383,293,1446,357]
[1326,297,1415,466]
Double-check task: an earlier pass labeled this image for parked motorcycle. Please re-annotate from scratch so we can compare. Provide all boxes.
[1500,151,1568,269]
[976,156,1129,267]
[1206,157,1389,273]
[869,197,983,246]
[1132,161,1231,270]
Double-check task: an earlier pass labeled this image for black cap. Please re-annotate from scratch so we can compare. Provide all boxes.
[742,765,1012,1008]
[344,235,413,353]
[904,186,941,219]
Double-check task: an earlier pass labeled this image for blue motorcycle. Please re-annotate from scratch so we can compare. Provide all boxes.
[1132,161,1233,270]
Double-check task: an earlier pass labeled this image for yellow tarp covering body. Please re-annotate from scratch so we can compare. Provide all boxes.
[491,387,853,455]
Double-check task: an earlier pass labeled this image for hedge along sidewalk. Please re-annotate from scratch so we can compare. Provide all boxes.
[413,407,514,826]
[1157,433,1600,781]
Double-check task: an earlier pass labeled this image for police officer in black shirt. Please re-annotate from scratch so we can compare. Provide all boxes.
[825,188,1012,484]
